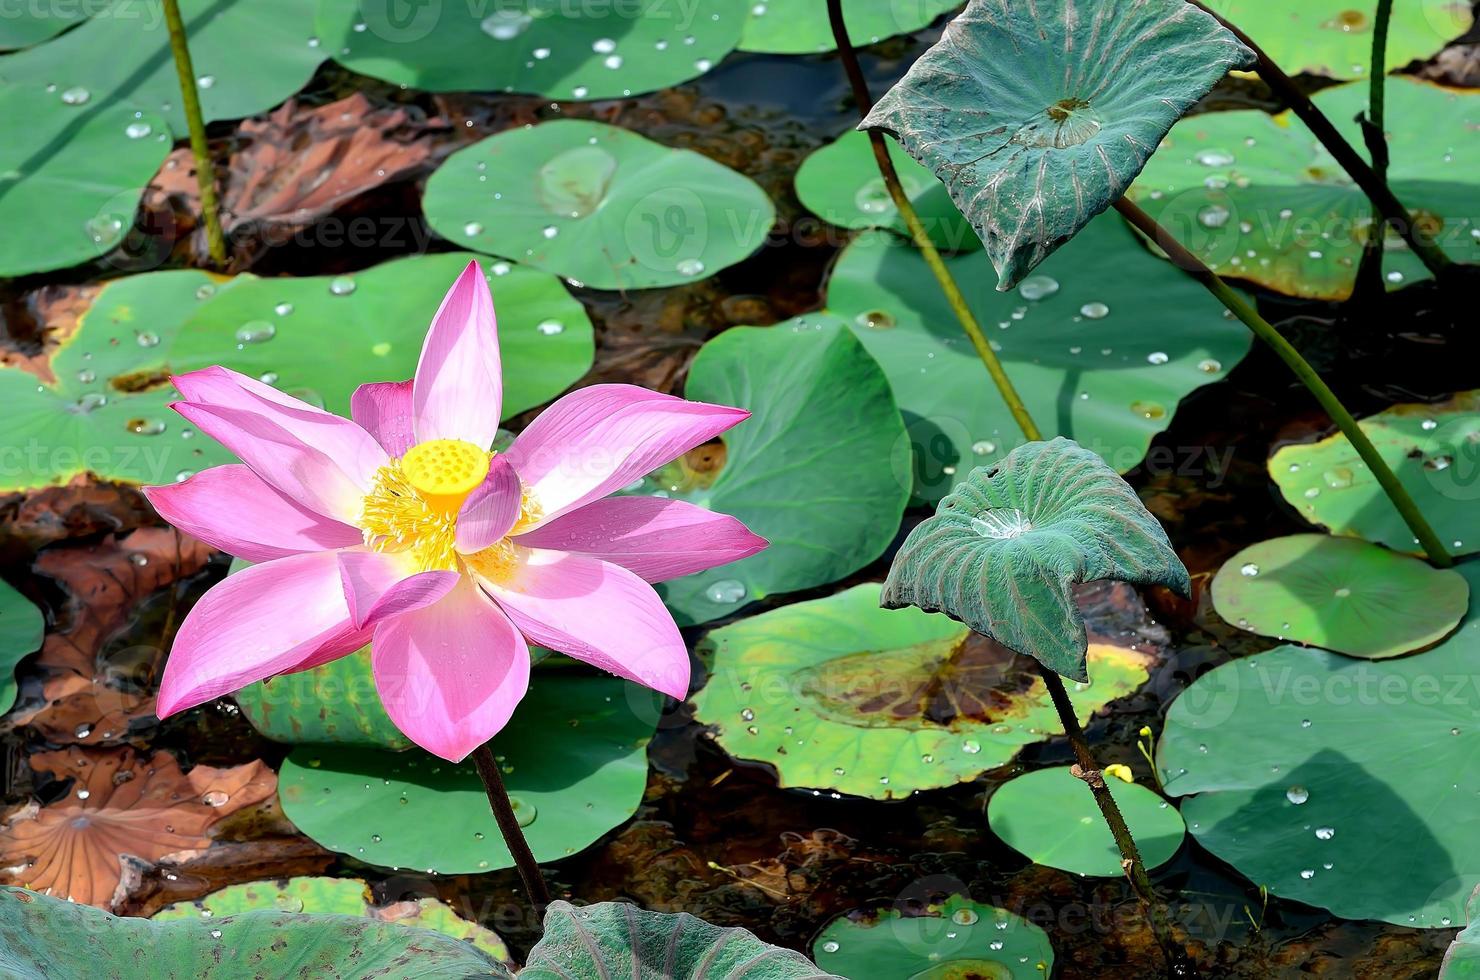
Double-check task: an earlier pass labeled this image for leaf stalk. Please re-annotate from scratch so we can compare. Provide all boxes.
[471,743,553,920]
[160,0,227,268]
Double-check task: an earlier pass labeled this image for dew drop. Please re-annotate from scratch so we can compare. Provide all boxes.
[821,941,840,953]
[1195,149,1235,167]
[201,790,229,807]
[60,86,90,105]
[536,319,565,335]
[1198,204,1232,228]
[952,908,979,925]
[328,276,357,296]
[234,320,276,345]
[1197,358,1222,374]
[1079,301,1109,319]
[463,221,484,236]
[1240,562,1260,577]
[1299,868,1316,880]
[1286,785,1310,805]
[1018,275,1059,301]
[705,579,746,604]
[273,302,294,317]
[961,739,982,755]
[127,418,166,436]
[972,440,997,456]
[125,121,152,139]
[542,225,559,239]
[196,74,216,89]
[676,257,706,276]
[1130,400,1166,420]
[1146,351,1169,365]
[1315,826,1334,840]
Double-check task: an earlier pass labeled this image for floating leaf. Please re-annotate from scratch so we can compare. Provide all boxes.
[235,650,409,750]
[692,582,1154,799]
[522,900,837,979]
[811,895,1054,978]
[827,213,1251,502]
[424,119,774,291]
[1443,887,1480,979]
[644,318,909,625]
[1211,534,1469,658]
[861,0,1253,287]
[1130,78,1480,300]
[738,0,959,54]
[315,0,746,100]
[794,130,976,250]
[1269,390,1480,557]
[1159,561,1480,927]
[0,5,88,50]
[279,672,654,873]
[0,579,44,717]
[0,886,512,978]
[882,438,1190,680]
[153,876,513,967]
[0,88,171,276]
[0,748,274,909]
[1214,0,1473,80]
[987,766,1185,876]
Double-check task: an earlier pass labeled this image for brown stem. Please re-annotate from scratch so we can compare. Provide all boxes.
[471,744,552,912]
[1185,0,1451,278]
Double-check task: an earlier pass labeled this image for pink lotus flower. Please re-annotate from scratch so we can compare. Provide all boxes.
[145,262,765,761]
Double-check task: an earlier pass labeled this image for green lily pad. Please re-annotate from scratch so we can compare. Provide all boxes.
[738,0,959,54]
[424,119,774,291]
[0,579,44,716]
[812,895,1054,979]
[315,0,746,100]
[1129,78,1480,300]
[692,582,1154,800]
[0,4,88,50]
[523,900,837,979]
[1211,534,1469,658]
[279,671,655,873]
[1158,560,1480,927]
[1213,0,1473,80]
[794,129,976,251]
[0,269,235,492]
[153,876,512,966]
[644,317,909,626]
[0,885,512,978]
[236,649,410,750]
[827,213,1251,503]
[1443,888,1480,978]
[0,87,171,276]
[861,0,1252,287]
[987,767,1185,876]
[882,439,1190,681]
[1269,390,1480,558]
[172,252,592,420]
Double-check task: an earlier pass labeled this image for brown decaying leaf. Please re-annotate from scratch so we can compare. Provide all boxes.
[7,527,213,745]
[0,746,275,909]
[0,477,153,554]
[0,283,99,385]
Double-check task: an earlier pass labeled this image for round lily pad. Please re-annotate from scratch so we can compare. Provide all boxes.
[642,317,909,625]
[812,895,1054,979]
[1158,561,1480,927]
[1130,78,1480,300]
[236,650,410,750]
[315,0,746,100]
[424,119,774,291]
[987,767,1186,876]
[827,213,1251,502]
[153,876,512,965]
[1213,0,1472,79]
[0,87,171,276]
[1269,390,1480,557]
[1211,534,1469,658]
[279,671,656,873]
[794,129,975,251]
[172,252,592,420]
[0,579,44,716]
[692,583,1153,800]
[738,0,959,54]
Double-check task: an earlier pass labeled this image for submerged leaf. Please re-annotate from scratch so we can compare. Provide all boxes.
[861,0,1253,287]
[882,438,1189,680]
[0,580,44,717]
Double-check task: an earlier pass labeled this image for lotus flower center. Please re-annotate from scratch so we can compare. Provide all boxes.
[401,439,490,513]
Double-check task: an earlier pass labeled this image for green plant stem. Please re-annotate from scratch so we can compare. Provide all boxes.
[160,0,227,267]
[471,743,553,914]
[1184,0,1451,279]
[1361,0,1396,279]
[826,1,1184,969]
[1115,197,1453,568]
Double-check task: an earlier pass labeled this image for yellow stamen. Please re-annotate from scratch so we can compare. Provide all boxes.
[361,459,460,572]
[401,438,491,515]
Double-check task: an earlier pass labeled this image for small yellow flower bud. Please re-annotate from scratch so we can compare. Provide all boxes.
[1103,764,1134,784]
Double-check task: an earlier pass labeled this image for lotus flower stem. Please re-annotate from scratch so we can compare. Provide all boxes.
[471,744,553,913]
[1184,0,1453,280]
[1115,196,1453,567]
[827,1,1184,968]
[160,0,227,268]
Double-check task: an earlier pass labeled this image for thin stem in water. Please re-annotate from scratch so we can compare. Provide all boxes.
[471,743,553,912]
[1114,196,1453,567]
[160,0,227,268]
[1184,0,1451,278]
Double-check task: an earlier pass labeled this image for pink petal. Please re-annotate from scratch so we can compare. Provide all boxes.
[174,366,387,486]
[172,401,369,525]
[351,379,415,457]
[157,551,368,716]
[337,550,459,630]
[412,260,502,448]
[504,384,748,526]
[455,456,522,554]
[480,549,690,700]
[514,495,766,583]
[143,465,363,563]
[372,579,531,762]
